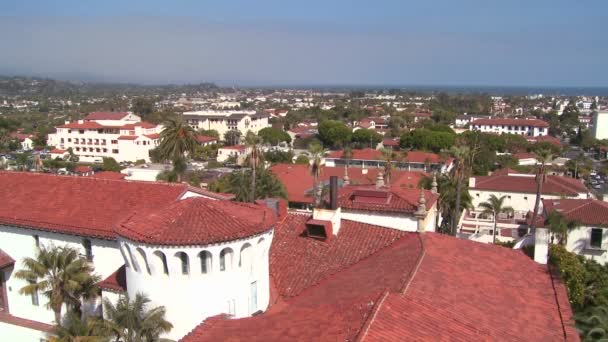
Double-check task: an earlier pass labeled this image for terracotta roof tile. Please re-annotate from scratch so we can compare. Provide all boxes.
[337,186,438,214]
[91,171,127,180]
[117,135,138,140]
[98,265,126,292]
[196,136,217,143]
[0,249,15,269]
[117,197,275,245]
[326,148,445,164]
[543,199,608,226]
[473,173,588,196]
[0,172,187,239]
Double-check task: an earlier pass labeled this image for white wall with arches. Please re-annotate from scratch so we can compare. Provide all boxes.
[118,229,274,341]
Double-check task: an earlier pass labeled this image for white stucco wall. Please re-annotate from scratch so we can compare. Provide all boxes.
[0,321,48,342]
[119,229,274,341]
[469,189,587,213]
[340,203,438,232]
[566,226,608,265]
[0,224,122,326]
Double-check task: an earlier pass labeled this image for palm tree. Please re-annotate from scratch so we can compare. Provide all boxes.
[158,117,198,182]
[380,148,397,186]
[546,210,579,246]
[49,311,107,342]
[101,293,173,342]
[15,245,98,324]
[341,147,353,170]
[451,145,470,235]
[575,305,608,341]
[308,143,325,207]
[529,149,552,234]
[479,195,514,244]
[245,131,263,203]
[418,174,473,234]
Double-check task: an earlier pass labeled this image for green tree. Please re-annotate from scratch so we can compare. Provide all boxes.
[245,131,263,203]
[49,311,108,342]
[529,150,552,234]
[451,145,470,235]
[380,148,397,186]
[131,97,155,121]
[258,127,291,145]
[399,129,455,153]
[546,210,579,246]
[318,120,352,148]
[351,129,382,148]
[479,195,514,244]
[101,293,173,342]
[15,245,98,323]
[308,143,325,207]
[224,130,242,146]
[575,305,608,341]
[102,157,121,172]
[158,117,197,182]
[295,154,310,165]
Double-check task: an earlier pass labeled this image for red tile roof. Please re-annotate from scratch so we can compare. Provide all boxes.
[186,186,236,201]
[117,135,138,140]
[121,122,158,129]
[364,233,578,341]
[84,112,129,121]
[117,197,275,246]
[270,164,425,204]
[514,152,537,160]
[0,172,187,239]
[527,135,562,147]
[196,135,218,143]
[0,249,15,269]
[143,133,161,140]
[472,173,588,196]
[337,186,438,214]
[58,121,108,129]
[10,133,33,141]
[543,199,608,226]
[50,148,67,154]
[98,265,126,293]
[183,219,577,341]
[91,171,127,180]
[382,138,399,147]
[472,118,550,128]
[327,148,445,164]
[74,165,93,173]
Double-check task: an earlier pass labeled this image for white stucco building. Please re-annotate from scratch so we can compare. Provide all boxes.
[182,110,270,140]
[592,111,608,140]
[217,145,251,165]
[469,118,549,137]
[46,112,162,163]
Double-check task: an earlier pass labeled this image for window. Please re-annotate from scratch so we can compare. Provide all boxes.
[82,239,93,261]
[524,196,528,200]
[239,244,252,271]
[67,138,71,142]
[176,252,189,275]
[154,251,169,275]
[249,281,258,314]
[28,280,39,306]
[33,235,39,248]
[507,196,511,199]
[112,149,119,154]
[111,140,118,144]
[227,299,236,316]
[199,251,212,274]
[220,248,233,272]
[591,228,603,249]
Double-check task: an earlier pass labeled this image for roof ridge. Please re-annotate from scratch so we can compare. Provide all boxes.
[0,171,188,189]
[399,233,426,295]
[355,291,390,342]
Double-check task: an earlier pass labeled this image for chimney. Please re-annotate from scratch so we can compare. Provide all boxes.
[376,172,385,188]
[312,175,341,235]
[534,228,549,264]
[330,176,338,210]
[468,177,476,188]
[431,173,438,194]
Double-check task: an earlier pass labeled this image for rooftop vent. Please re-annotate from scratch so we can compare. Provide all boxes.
[304,219,332,242]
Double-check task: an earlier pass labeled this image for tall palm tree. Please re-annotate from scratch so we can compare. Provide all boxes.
[418,174,473,234]
[479,194,514,244]
[546,210,579,246]
[308,143,325,207]
[49,311,108,342]
[341,147,353,170]
[245,131,263,203]
[380,148,397,186]
[102,293,173,342]
[529,149,552,234]
[15,245,98,323]
[158,117,198,182]
[451,145,470,236]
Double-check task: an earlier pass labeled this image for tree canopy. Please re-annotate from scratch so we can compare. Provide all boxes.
[258,127,291,145]
[318,120,352,148]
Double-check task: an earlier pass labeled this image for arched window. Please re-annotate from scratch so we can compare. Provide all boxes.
[239,243,252,271]
[119,245,131,268]
[175,252,189,275]
[257,237,266,257]
[199,251,212,274]
[220,248,233,272]
[124,244,139,272]
[153,251,169,276]
[136,248,151,275]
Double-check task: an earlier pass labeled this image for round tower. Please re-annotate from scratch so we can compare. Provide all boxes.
[115,197,275,340]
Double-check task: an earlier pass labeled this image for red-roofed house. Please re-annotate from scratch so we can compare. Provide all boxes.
[324,148,453,173]
[73,165,93,176]
[217,145,251,165]
[470,117,550,137]
[196,135,218,146]
[47,112,162,163]
[9,132,34,151]
[541,198,608,265]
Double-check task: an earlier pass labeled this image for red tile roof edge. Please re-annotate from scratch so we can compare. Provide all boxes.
[549,265,582,341]
[0,248,15,269]
[354,290,391,341]
[98,265,127,293]
[0,312,53,333]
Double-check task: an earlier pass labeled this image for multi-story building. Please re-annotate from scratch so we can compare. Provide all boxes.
[182,110,270,141]
[47,112,162,163]
[469,118,549,137]
[592,111,608,140]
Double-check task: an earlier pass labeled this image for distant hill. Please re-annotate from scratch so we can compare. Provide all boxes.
[0,75,218,97]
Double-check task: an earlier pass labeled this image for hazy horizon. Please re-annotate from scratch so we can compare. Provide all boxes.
[2,1,608,87]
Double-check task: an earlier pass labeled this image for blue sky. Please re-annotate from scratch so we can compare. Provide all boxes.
[1,0,607,86]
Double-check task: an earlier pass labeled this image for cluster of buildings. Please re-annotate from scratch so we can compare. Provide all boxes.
[0,171,579,341]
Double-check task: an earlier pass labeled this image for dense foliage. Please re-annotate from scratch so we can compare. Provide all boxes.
[258,127,291,145]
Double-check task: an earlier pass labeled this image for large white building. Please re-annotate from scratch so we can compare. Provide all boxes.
[469,118,549,137]
[0,172,580,342]
[182,110,270,141]
[47,112,162,163]
[592,111,608,140]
